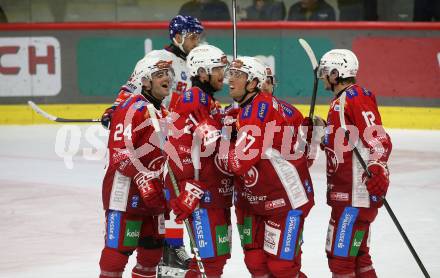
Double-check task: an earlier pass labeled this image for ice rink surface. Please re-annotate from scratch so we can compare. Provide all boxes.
[0,125,439,278]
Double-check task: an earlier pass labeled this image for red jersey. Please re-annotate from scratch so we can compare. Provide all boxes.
[165,87,233,209]
[102,94,167,215]
[230,92,314,216]
[324,84,392,208]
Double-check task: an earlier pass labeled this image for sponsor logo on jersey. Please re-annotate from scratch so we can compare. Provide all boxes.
[330,192,349,202]
[257,102,269,122]
[218,184,233,195]
[192,208,215,258]
[238,216,253,246]
[123,220,141,247]
[131,195,139,208]
[164,188,170,201]
[324,125,332,145]
[282,104,293,117]
[334,207,359,257]
[264,222,281,255]
[334,104,340,111]
[202,190,212,203]
[182,157,193,165]
[183,91,193,103]
[280,210,302,260]
[242,166,259,188]
[199,91,208,106]
[349,230,365,256]
[267,220,281,228]
[304,179,313,193]
[346,88,358,99]
[241,191,267,204]
[181,71,187,80]
[106,210,121,248]
[241,104,252,119]
[215,225,231,256]
[325,223,335,252]
[362,87,372,96]
[370,195,379,202]
[178,145,191,154]
[265,198,286,210]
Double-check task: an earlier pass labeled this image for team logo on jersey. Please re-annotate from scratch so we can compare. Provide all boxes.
[214,154,234,176]
[199,91,208,106]
[181,71,187,80]
[242,166,259,188]
[147,156,164,172]
[241,104,252,119]
[257,102,269,122]
[325,147,339,176]
[183,91,193,103]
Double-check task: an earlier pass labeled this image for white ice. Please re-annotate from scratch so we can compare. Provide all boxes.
[0,125,439,278]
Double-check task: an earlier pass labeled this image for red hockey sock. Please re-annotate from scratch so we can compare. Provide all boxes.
[244,249,270,277]
[132,247,162,278]
[99,247,129,278]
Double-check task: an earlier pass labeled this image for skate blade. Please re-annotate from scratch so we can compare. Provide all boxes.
[158,265,187,278]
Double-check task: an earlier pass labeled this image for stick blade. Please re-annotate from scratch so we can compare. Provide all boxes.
[27,100,57,121]
[298,38,319,70]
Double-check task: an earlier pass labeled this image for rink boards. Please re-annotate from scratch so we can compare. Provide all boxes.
[1,103,439,129]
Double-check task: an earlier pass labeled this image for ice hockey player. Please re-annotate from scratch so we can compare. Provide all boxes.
[306,49,392,277]
[223,56,314,278]
[261,65,319,167]
[101,14,203,123]
[165,44,233,278]
[100,14,204,273]
[98,50,175,278]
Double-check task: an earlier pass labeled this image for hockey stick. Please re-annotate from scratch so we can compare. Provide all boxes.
[28,101,101,123]
[338,93,431,278]
[146,104,207,278]
[232,0,237,60]
[298,39,319,119]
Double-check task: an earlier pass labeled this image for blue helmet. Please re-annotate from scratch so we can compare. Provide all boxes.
[169,15,204,40]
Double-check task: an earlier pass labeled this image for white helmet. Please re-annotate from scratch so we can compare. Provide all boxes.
[318,49,359,79]
[228,56,267,89]
[264,65,275,84]
[125,50,175,94]
[187,44,228,77]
